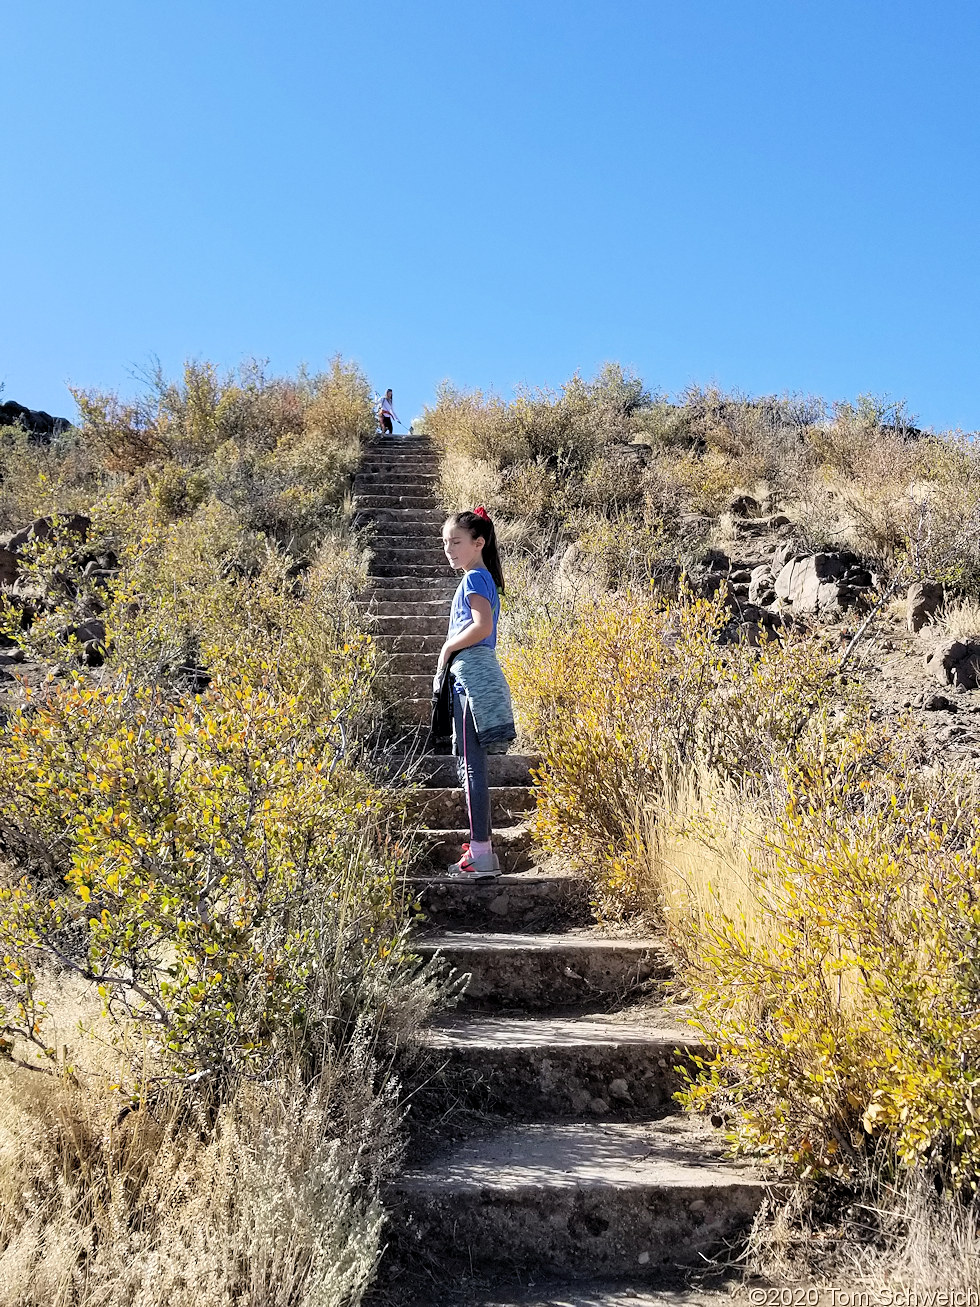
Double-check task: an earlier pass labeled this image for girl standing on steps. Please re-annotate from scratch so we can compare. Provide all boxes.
[436,507,517,880]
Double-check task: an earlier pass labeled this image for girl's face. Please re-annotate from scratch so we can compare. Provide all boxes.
[442,522,485,572]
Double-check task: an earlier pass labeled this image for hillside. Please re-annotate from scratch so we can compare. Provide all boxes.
[1,362,980,1302]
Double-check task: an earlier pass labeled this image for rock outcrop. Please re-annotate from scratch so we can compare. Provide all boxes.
[924,638,980,690]
[907,579,944,634]
[774,551,873,617]
[0,400,72,442]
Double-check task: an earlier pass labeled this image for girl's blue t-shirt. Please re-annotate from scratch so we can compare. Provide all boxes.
[448,566,500,650]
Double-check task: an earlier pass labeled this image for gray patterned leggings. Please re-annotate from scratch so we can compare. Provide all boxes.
[453,687,492,842]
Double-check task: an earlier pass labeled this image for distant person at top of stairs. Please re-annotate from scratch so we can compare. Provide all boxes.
[434,506,517,880]
[377,388,401,438]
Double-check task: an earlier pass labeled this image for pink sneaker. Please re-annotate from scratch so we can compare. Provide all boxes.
[445,843,501,880]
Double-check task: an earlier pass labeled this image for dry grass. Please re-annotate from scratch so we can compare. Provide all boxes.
[747,1177,980,1292]
[637,764,775,952]
[926,597,980,642]
[0,975,397,1307]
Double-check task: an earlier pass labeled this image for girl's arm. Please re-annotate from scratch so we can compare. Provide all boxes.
[438,595,493,668]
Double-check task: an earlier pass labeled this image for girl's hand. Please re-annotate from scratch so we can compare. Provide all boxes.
[436,644,450,671]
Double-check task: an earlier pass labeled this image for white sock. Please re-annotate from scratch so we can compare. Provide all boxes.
[469,839,493,859]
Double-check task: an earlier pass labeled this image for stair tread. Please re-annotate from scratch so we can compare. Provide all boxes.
[421,1012,698,1049]
[416,930,666,952]
[441,1285,733,1306]
[397,1117,760,1191]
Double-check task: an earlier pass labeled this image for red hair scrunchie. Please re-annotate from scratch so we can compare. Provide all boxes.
[473,505,490,521]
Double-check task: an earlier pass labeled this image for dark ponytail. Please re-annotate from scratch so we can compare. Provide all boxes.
[447,508,505,595]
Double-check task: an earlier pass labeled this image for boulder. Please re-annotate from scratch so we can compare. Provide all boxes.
[774,552,870,617]
[6,513,90,552]
[0,400,72,441]
[772,540,805,572]
[0,547,17,588]
[924,638,980,690]
[748,565,776,606]
[557,541,607,593]
[728,494,760,518]
[70,617,106,646]
[906,580,944,634]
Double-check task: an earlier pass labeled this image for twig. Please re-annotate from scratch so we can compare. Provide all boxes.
[838,565,908,673]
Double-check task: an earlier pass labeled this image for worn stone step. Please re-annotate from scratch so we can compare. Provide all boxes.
[375,632,446,654]
[363,618,448,641]
[354,506,446,523]
[360,449,439,463]
[418,1013,702,1118]
[436,1285,729,1307]
[355,466,439,477]
[360,444,437,457]
[367,590,447,606]
[367,533,445,549]
[360,575,454,591]
[355,494,438,509]
[387,673,440,701]
[357,485,439,500]
[419,824,534,876]
[413,931,672,1011]
[407,784,535,827]
[362,600,449,618]
[355,470,439,480]
[368,565,453,581]
[411,871,590,933]
[369,546,447,564]
[387,696,431,725]
[390,1117,763,1279]
[386,651,438,676]
[367,548,445,562]
[387,752,539,787]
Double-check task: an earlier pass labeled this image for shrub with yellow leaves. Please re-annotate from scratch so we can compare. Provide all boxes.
[0,663,417,1088]
[502,589,854,916]
[674,730,980,1192]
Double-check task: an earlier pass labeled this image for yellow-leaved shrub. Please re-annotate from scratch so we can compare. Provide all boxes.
[502,590,853,916]
[668,732,980,1191]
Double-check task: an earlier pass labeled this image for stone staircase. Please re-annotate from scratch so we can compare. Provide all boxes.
[353,437,764,1306]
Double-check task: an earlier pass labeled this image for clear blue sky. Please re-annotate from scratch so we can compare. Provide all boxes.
[3,1,979,432]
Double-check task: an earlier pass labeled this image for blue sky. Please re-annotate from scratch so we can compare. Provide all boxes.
[3,1,979,431]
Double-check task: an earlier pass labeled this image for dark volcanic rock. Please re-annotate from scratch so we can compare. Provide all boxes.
[0,400,72,441]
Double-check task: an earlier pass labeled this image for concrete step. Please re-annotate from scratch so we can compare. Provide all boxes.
[368,546,447,564]
[375,632,446,654]
[418,1013,702,1118]
[407,784,535,827]
[387,696,431,725]
[390,1117,764,1279]
[413,931,672,1011]
[386,752,539,787]
[411,871,590,934]
[363,615,447,638]
[355,494,438,509]
[368,563,454,580]
[386,651,437,676]
[418,824,535,876]
[362,593,453,609]
[436,1285,733,1307]
[362,601,449,618]
[354,506,446,524]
